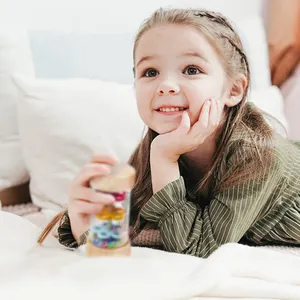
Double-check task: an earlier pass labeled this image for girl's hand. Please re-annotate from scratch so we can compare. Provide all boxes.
[151,98,222,162]
[67,154,118,241]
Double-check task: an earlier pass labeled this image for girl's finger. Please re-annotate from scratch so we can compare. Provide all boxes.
[208,98,218,129]
[218,99,223,120]
[73,163,111,186]
[90,154,119,165]
[172,110,191,136]
[199,98,211,128]
[71,186,115,204]
[188,99,211,138]
[72,199,105,215]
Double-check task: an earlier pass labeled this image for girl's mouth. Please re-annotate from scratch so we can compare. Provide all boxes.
[155,107,188,115]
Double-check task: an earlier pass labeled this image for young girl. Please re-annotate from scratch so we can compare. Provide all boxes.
[39,8,300,258]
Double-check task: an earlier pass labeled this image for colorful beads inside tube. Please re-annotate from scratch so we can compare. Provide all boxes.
[88,191,128,249]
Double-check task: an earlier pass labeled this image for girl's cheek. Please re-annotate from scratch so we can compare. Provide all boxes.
[136,82,153,97]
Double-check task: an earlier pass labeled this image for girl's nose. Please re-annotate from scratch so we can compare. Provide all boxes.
[157,80,180,96]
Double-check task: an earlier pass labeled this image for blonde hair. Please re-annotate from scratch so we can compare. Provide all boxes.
[129,8,275,237]
[38,8,276,245]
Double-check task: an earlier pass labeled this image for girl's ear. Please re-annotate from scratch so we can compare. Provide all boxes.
[225,74,248,107]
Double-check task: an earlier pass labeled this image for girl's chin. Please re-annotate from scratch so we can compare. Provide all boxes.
[151,125,178,135]
[160,129,176,134]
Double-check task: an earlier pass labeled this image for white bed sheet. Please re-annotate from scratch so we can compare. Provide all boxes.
[1,210,300,300]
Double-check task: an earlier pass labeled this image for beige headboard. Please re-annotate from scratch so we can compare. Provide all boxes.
[0,182,31,207]
[267,0,300,87]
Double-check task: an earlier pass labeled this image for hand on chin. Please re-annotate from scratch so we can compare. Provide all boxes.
[150,98,222,162]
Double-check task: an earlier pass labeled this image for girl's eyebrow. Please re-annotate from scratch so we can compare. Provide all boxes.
[181,51,209,63]
[136,55,157,68]
[136,51,209,68]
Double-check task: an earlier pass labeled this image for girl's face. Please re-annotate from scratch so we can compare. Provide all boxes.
[134,24,230,134]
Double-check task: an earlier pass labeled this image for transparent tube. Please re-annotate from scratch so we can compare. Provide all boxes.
[85,163,135,256]
[87,191,131,249]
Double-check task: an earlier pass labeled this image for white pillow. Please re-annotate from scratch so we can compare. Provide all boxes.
[0,29,35,189]
[13,75,144,211]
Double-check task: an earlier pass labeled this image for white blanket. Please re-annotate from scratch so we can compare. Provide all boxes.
[1,211,300,300]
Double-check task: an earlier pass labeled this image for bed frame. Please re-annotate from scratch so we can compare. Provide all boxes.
[0,182,31,207]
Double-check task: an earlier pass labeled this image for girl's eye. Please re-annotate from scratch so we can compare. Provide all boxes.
[183,66,201,75]
[143,69,159,77]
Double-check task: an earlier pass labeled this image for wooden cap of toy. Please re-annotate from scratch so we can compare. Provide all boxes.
[89,163,136,193]
[85,242,131,257]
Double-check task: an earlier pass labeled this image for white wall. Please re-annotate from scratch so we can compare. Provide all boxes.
[0,0,266,32]
[0,0,269,85]
[0,0,174,32]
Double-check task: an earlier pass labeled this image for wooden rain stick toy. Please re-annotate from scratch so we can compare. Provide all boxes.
[85,163,136,257]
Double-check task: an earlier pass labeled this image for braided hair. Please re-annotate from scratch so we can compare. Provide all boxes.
[194,10,250,78]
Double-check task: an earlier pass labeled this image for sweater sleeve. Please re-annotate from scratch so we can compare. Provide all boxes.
[140,147,279,258]
[57,211,89,248]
